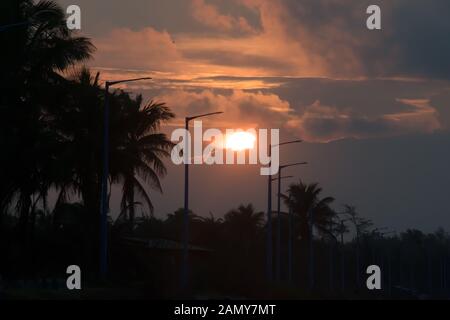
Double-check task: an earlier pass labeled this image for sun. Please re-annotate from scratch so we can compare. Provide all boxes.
[225,131,256,151]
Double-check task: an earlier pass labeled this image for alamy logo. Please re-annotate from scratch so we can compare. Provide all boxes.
[171,121,280,176]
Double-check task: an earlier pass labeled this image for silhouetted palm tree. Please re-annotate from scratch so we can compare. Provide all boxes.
[53,67,174,233]
[200,212,224,225]
[224,204,264,232]
[282,180,335,242]
[165,208,201,242]
[111,97,174,223]
[0,0,94,235]
[4,0,93,79]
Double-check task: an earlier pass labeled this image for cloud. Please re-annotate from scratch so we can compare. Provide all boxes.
[73,0,450,80]
[287,100,440,142]
[190,0,256,33]
[81,1,450,142]
[89,0,329,78]
[152,82,443,143]
[94,27,182,72]
[240,0,450,79]
[155,89,292,129]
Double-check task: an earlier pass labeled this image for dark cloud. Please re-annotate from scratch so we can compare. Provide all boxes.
[278,0,450,79]
[385,0,450,79]
[266,78,448,116]
[57,0,450,79]
[56,0,260,37]
[302,115,394,140]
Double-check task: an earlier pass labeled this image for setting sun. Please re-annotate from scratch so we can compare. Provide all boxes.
[225,131,256,151]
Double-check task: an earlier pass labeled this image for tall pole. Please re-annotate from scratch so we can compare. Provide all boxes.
[182,118,189,289]
[341,220,345,292]
[266,140,303,282]
[99,77,151,281]
[388,253,392,297]
[355,236,360,289]
[272,175,294,283]
[288,195,293,283]
[428,250,432,295]
[276,163,306,283]
[276,168,282,281]
[266,146,273,282]
[329,220,334,292]
[308,207,314,291]
[99,83,110,280]
[181,112,222,290]
[443,257,447,293]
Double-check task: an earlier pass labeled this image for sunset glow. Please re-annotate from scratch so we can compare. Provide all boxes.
[225,132,256,151]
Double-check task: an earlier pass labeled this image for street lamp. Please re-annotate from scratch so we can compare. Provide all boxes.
[339,218,351,292]
[99,77,152,280]
[182,111,223,289]
[271,175,295,283]
[328,218,335,292]
[275,162,307,282]
[287,195,294,283]
[266,140,302,282]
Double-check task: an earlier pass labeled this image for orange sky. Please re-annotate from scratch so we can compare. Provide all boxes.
[54,0,450,230]
[57,0,450,142]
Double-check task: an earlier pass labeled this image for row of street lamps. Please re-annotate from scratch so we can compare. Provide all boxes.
[181,116,308,287]
[266,140,306,282]
[99,78,309,289]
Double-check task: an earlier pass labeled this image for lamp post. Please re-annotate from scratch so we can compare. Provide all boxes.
[99,77,152,280]
[266,140,302,282]
[339,218,350,292]
[329,218,335,292]
[275,162,307,282]
[308,206,314,291]
[288,195,293,283]
[182,111,223,289]
[271,176,294,283]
